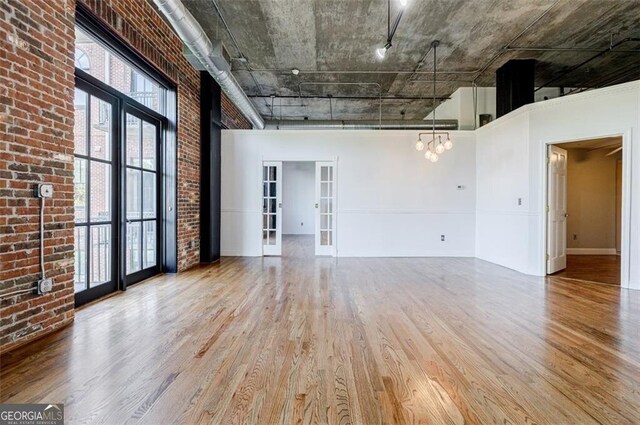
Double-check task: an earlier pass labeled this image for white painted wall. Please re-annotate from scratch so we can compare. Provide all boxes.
[282,161,315,235]
[425,87,496,130]
[221,81,639,289]
[475,80,640,289]
[221,130,477,257]
[427,86,564,130]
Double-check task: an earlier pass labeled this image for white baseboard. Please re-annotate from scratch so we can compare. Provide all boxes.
[566,248,618,255]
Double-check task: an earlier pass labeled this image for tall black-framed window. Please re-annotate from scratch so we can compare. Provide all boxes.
[73,3,177,307]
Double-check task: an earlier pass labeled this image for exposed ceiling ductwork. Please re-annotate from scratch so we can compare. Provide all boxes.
[264,119,458,130]
[153,0,265,129]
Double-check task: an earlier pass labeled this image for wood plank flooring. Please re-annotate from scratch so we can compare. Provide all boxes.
[2,236,639,424]
[552,254,621,285]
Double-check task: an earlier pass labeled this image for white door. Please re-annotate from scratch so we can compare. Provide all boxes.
[547,145,568,273]
[262,161,282,256]
[315,162,336,256]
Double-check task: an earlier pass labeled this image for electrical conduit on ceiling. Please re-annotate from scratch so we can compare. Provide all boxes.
[153,0,265,129]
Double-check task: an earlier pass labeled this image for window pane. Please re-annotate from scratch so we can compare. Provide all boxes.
[143,221,156,269]
[321,166,328,181]
[74,158,87,223]
[263,214,268,230]
[321,182,329,197]
[126,221,142,274]
[75,26,163,113]
[74,227,87,293]
[90,161,111,222]
[269,198,276,213]
[90,96,111,160]
[73,89,87,155]
[269,214,276,230]
[321,214,329,230]
[321,231,329,246]
[143,171,156,219]
[142,121,156,170]
[268,230,276,245]
[90,225,111,287]
[269,182,276,197]
[126,115,141,167]
[127,168,142,220]
[269,166,276,181]
[321,198,332,214]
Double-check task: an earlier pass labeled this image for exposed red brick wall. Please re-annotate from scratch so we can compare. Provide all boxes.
[221,92,252,129]
[78,0,202,272]
[0,0,77,353]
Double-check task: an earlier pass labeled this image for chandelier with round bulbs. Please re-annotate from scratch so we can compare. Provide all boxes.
[414,40,454,163]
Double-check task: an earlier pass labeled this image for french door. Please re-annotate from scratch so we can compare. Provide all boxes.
[262,161,282,256]
[315,162,336,256]
[124,107,162,284]
[73,78,164,306]
[73,80,119,305]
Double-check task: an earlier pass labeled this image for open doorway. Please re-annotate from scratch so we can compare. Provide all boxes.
[546,136,623,285]
[261,160,336,257]
[282,162,315,257]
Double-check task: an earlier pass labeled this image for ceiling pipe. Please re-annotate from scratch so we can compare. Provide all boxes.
[153,0,265,129]
[536,37,640,91]
[264,119,458,130]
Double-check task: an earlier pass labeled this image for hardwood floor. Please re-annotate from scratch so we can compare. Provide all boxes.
[553,254,621,285]
[2,240,639,424]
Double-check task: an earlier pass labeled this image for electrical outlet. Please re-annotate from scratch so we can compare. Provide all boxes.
[301,222,304,227]
[517,198,523,206]
[37,278,53,294]
[441,235,445,242]
[457,185,465,190]
[35,183,54,198]
[573,234,577,241]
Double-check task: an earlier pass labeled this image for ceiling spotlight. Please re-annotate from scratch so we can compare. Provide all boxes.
[399,0,408,7]
[291,68,300,75]
[415,140,424,151]
[376,42,392,59]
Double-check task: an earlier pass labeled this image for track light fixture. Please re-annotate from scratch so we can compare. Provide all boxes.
[375,0,405,60]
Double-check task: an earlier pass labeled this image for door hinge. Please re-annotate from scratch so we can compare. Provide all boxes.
[546,254,550,260]
[546,205,550,212]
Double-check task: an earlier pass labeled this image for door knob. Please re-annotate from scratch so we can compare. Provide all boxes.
[315,203,319,208]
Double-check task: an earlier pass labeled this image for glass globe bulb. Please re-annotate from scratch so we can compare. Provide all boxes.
[430,153,439,162]
[435,142,445,154]
[415,140,424,151]
[424,150,432,160]
[444,138,453,150]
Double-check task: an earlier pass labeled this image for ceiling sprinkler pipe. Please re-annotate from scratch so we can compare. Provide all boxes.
[264,120,458,130]
[154,0,265,129]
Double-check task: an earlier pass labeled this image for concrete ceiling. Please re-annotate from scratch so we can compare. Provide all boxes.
[182,0,640,121]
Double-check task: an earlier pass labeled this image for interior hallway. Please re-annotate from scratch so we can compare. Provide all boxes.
[553,255,621,285]
[2,251,639,424]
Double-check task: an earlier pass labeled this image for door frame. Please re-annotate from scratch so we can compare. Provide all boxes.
[541,130,632,288]
[260,157,339,257]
